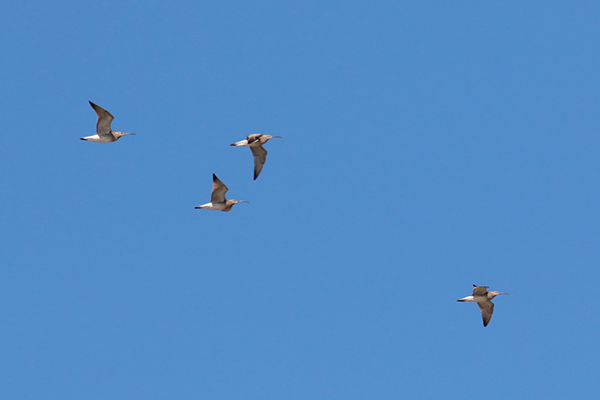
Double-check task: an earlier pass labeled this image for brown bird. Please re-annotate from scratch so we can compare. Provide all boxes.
[457,284,509,327]
[195,174,248,212]
[80,101,135,143]
[230,134,281,180]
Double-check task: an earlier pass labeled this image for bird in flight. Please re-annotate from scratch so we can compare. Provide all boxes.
[457,284,509,327]
[80,101,135,143]
[230,134,281,180]
[195,174,248,212]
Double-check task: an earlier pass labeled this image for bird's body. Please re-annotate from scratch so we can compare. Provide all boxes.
[195,202,226,211]
[457,285,509,327]
[195,174,248,212]
[230,134,281,180]
[80,101,135,143]
[81,133,115,143]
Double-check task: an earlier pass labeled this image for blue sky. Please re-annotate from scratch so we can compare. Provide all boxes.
[1,1,599,398]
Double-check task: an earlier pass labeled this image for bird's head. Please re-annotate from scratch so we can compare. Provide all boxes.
[114,131,136,139]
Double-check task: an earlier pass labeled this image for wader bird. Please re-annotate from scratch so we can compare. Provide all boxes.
[457,285,509,327]
[80,101,135,143]
[195,174,248,212]
[230,134,281,180]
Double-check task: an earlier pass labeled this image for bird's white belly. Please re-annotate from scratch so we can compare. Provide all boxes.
[196,202,226,210]
[82,134,114,143]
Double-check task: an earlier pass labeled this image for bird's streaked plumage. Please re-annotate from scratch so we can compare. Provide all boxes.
[230,134,281,180]
[80,101,135,143]
[195,174,248,212]
[457,284,509,327]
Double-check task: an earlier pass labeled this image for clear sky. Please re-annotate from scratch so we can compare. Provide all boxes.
[1,1,599,399]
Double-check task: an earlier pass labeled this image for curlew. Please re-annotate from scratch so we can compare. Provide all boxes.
[195,174,248,212]
[230,134,281,180]
[80,101,135,143]
[457,284,509,327]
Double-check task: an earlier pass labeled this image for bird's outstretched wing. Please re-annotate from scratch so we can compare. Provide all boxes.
[477,301,494,327]
[211,174,229,203]
[89,101,115,137]
[472,285,489,296]
[251,145,268,180]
